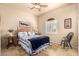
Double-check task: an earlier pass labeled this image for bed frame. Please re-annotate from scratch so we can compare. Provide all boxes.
[17,21,50,55]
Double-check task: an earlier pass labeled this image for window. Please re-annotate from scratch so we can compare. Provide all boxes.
[46,19,57,34]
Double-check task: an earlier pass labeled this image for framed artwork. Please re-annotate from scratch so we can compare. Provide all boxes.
[19,21,31,28]
[64,18,72,29]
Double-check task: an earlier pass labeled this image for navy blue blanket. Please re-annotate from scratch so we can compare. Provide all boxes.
[28,36,50,50]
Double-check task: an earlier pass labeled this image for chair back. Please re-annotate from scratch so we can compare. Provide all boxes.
[66,32,74,42]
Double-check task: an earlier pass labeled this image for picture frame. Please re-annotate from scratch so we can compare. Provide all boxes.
[64,18,72,29]
[19,21,31,28]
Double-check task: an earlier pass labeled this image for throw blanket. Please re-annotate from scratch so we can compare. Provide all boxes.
[28,36,50,50]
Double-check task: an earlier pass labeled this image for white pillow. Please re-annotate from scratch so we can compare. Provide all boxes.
[18,32,28,38]
[18,32,24,38]
[23,32,28,36]
[32,32,35,35]
[28,32,35,36]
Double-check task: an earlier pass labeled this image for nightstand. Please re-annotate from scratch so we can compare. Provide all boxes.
[7,35,18,48]
[7,29,18,48]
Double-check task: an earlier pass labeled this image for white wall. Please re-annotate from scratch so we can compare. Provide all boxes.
[0,5,38,36]
[38,4,78,48]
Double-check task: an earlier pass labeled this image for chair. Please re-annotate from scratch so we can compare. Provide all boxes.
[60,32,74,49]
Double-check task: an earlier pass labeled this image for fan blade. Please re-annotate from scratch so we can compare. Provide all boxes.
[40,5,48,7]
[32,3,40,5]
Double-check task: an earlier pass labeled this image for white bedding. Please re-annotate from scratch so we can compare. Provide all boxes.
[18,32,43,41]
[20,35,42,41]
[18,32,50,55]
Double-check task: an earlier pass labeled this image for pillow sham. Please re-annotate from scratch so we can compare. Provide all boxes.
[18,32,28,38]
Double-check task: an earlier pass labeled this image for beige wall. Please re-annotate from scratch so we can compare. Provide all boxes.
[78,4,79,52]
[38,4,78,48]
[0,17,1,55]
[0,5,38,36]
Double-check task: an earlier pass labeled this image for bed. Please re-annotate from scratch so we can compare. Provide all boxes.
[17,21,50,55]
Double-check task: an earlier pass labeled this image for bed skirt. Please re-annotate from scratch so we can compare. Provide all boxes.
[18,41,50,55]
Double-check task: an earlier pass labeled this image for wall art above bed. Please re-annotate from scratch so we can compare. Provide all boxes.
[19,21,31,28]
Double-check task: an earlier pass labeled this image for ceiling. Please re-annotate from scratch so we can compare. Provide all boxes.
[0,3,69,16]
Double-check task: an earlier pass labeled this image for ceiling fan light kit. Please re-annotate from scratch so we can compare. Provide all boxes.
[29,3,48,11]
[35,5,40,8]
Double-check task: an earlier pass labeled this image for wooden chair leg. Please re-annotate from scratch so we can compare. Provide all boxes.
[69,43,72,49]
[60,40,66,48]
[60,41,62,46]
[63,42,66,49]
[60,40,64,46]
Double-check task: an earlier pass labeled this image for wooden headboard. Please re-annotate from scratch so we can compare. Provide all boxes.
[17,28,32,32]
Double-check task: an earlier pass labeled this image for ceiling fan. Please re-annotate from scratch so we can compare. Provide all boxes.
[29,3,48,11]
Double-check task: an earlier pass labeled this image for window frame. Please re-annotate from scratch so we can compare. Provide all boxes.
[45,20,58,34]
